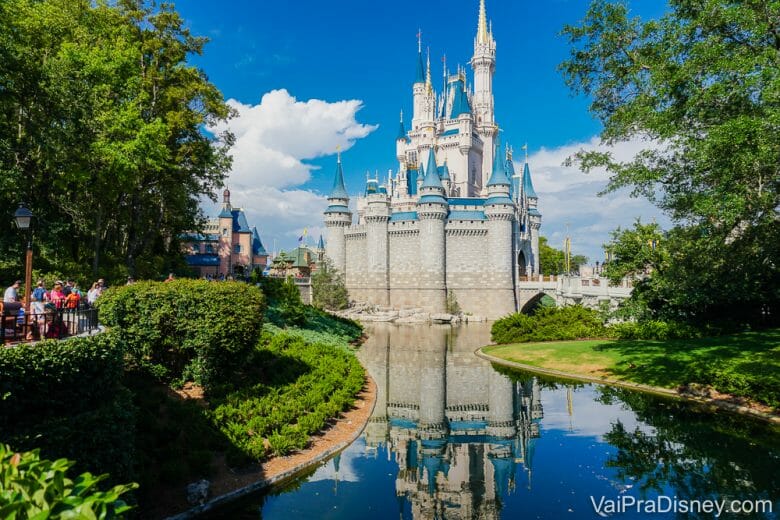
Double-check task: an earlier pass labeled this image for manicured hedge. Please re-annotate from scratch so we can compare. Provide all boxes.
[0,331,125,430]
[97,280,265,389]
[209,330,365,460]
[492,305,609,344]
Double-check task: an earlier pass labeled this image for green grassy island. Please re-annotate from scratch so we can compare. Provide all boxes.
[483,329,780,409]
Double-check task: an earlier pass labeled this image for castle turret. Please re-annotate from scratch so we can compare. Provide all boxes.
[412,34,427,130]
[472,0,498,192]
[417,148,448,313]
[365,172,391,306]
[324,153,352,275]
[483,139,517,317]
[439,160,451,196]
[522,160,541,275]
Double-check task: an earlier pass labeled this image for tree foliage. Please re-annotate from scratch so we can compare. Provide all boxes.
[0,0,232,282]
[560,0,780,326]
[538,236,588,275]
[312,258,349,311]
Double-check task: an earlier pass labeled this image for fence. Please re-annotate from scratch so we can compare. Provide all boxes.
[1,303,99,344]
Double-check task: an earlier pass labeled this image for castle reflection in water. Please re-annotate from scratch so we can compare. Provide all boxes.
[357,323,544,519]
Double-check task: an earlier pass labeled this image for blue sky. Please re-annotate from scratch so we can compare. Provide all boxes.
[180,0,669,261]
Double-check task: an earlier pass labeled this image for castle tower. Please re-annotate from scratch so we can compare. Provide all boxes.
[365,175,391,306]
[217,188,234,276]
[522,160,541,275]
[417,148,448,313]
[471,0,498,192]
[324,153,352,274]
[483,139,517,316]
[412,33,427,130]
[418,330,448,438]
[487,368,516,438]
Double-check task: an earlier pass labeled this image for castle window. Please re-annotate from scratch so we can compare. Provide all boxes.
[206,244,214,254]
[234,244,242,253]
[222,228,228,236]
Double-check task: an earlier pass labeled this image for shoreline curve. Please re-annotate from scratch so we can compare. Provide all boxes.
[164,370,378,520]
[475,347,780,426]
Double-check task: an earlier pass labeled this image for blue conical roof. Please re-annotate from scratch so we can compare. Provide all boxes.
[523,162,538,198]
[317,234,325,250]
[252,227,267,256]
[438,161,450,180]
[397,118,406,141]
[329,158,349,199]
[449,79,471,118]
[487,141,511,187]
[422,149,443,188]
[416,50,425,83]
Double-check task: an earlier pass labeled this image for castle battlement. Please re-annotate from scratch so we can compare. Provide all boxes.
[324,0,541,319]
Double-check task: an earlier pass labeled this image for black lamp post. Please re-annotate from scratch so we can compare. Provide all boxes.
[13,204,33,315]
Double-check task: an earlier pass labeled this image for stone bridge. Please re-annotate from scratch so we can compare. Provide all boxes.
[516,275,633,313]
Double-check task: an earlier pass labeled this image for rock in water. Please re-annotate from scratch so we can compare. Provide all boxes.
[186,479,210,505]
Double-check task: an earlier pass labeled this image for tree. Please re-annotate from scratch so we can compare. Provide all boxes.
[538,236,588,275]
[312,258,349,311]
[0,0,232,283]
[560,0,780,326]
[602,219,667,283]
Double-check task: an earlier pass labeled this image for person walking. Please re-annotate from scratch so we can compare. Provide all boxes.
[87,282,101,306]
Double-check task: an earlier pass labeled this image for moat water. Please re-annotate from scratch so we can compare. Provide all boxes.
[238,323,779,519]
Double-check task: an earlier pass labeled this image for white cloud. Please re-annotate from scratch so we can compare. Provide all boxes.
[519,137,670,263]
[206,89,377,249]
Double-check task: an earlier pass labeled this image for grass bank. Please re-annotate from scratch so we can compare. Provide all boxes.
[483,328,780,409]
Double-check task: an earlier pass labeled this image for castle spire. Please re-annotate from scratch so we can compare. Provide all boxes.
[415,30,425,84]
[422,147,443,189]
[328,149,349,199]
[477,0,489,44]
[426,47,432,91]
[397,109,406,141]
[487,137,511,187]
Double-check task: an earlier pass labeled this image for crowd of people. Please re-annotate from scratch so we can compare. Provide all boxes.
[2,278,107,341]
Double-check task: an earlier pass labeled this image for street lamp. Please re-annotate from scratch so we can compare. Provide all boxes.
[13,204,33,315]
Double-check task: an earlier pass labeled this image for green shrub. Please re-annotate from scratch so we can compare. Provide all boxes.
[0,331,125,430]
[610,320,701,340]
[491,305,610,344]
[0,444,137,519]
[207,330,364,461]
[7,387,137,484]
[312,258,350,310]
[97,280,265,389]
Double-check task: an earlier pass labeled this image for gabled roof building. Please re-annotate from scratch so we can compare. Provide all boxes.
[183,189,269,278]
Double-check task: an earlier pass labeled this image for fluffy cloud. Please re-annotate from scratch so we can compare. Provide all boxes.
[206,89,377,248]
[519,137,670,262]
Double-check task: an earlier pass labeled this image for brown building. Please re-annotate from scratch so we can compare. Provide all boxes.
[183,189,269,278]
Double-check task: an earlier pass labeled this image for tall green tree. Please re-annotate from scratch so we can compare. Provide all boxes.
[312,258,349,311]
[0,0,232,282]
[560,0,780,325]
[538,236,588,275]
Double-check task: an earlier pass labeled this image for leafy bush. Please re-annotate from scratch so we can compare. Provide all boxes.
[208,330,365,461]
[610,320,701,341]
[312,258,349,310]
[492,305,609,344]
[0,331,125,430]
[7,387,137,484]
[0,444,137,519]
[97,280,265,389]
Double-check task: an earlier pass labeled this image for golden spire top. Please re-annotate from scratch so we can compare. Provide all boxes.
[477,0,489,44]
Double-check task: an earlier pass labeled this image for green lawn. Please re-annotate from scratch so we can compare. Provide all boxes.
[483,329,780,408]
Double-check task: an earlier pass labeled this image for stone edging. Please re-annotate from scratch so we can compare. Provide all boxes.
[164,371,378,520]
[475,348,780,426]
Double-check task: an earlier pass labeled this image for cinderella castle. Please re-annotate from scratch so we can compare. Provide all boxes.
[324,0,541,319]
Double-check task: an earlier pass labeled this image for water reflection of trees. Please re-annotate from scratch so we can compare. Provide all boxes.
[598,387,780,507]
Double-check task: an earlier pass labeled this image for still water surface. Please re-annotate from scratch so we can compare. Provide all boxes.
[245,323,779,519]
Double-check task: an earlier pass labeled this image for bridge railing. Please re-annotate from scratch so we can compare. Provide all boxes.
[1,303,99,344]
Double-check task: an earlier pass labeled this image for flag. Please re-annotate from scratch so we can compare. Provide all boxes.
[303,228,308,237]
[297,235,303,244]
